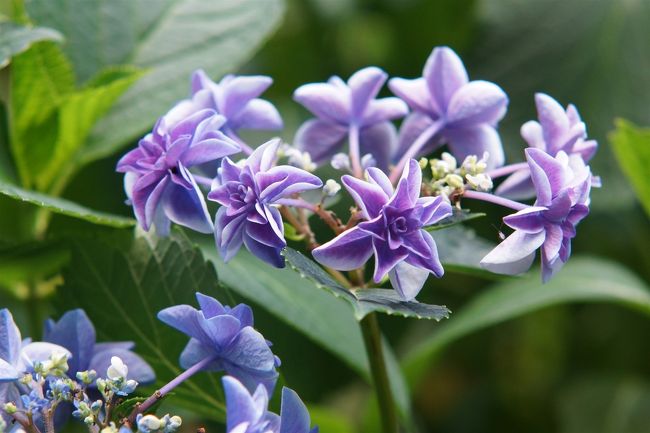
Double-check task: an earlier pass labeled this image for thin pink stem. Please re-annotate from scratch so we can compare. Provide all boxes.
[462,190,529,211]
[348,124,363,179]
[486,162,529,179]
[389,120,443,184]
[276,198,317,212]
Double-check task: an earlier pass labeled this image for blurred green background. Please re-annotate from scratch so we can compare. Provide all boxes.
[1,0,649,432]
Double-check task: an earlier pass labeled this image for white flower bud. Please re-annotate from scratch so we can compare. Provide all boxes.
[137,414,161,433]
[323,179,341,197]
[361,153,376,169]
[441,152,457,171]
[107,356,128,381]
[466,173,493,191]
[445,174,465,189]
[331,153,351,171]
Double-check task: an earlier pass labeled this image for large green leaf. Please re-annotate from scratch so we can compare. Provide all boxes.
[27,0,286,165]
[0,21,62,68]
[57,231,227,421]
[0,181,135,227]
[402,257,650,386]
[432,226,498,278]
[609,119,650,217]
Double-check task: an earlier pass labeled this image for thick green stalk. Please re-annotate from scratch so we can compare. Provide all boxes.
[360,313,398,433]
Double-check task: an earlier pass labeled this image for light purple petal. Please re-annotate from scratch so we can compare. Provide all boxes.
[293,82,349,124]
[169,109,216,139]
[388,77,433,115]
[503,206,546,233]
[366,167,394,197]
[161,166,213,233]
[221,327,276,375]
[362,98,409,126]
[132,174,168,231]
[20,342,71,372]
[525,148,567,206]
[229,99,283,131]
[196,293,227,318]
[312,227,373,271]
[388,159,421,209]
[573,139,598,162]
[230,305,254,329]
[280,387,312,433]
[359,122,398,170]
[394,112,440,162]
[535,93,569,153]
[446,81,508,127]
[221,75,273,118]
[247,139,279,174]
[257,166,322,202]
[223,376,267,432]
[480,230,546,275]
[348,67,387,121]
[542,223,564,262]
[371,239,408,282]
[418,196,452,226]
[541,248,565,283]
[179,338,220,371]
[43,309,96,374]
[520,121,545,149]
[89,348,155,384]
[294,119,347,165]
[157,305,210,344]
[423,46,469,113]
[0,309,22,367]
[341,175,389,219]
[494,168,535,200]
[200,315,242,349]
[389,261,429,301]
[215,208,246,262]
[403,230,444,277]
[0,359,18,382]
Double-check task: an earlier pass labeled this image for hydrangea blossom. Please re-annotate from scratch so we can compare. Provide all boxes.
[117,110,240,235]
[480,148,592,281]
[223,376,317,433]
[208,139,322,268]
[313,160,452,300]
[165,70,283,140]
[293,67,408,172]
[389,46,508,174]
[157,293,279,393]
[496,93,599,198]
[44,309,154,385]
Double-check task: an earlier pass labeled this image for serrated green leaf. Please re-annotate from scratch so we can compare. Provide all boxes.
[0,181,135,227]
[57,231,227,421]
[0,21,63,68]
[26,0,285,166]
[402,257,650,387]
[609,119,650,217]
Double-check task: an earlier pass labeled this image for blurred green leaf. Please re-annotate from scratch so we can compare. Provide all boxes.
[403,257,650,387]
[0,21,62,68]
[609,119,650,217]
[283,247,450,321]
[0,181,135,227]
[433,226,498,278]
[309,406,356,433]
[26,0,285,166]
[0,241,69,289]
[57,230,227,421]
[425,209,486,231]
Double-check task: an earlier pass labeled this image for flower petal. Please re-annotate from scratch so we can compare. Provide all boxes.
[293,82,349,124]
[534,93,569,153]
[294,119,347,165]
[341,175,389,219]
[520,120,545,149]
[446,81,508,127]
[43,309,96,374]
[223,376,267,432]
[359,121,398,171]
[362,97,409,126]
[388,77,433,115]
[157,305,211,344]
[525,148,568,206]
[394,112,440,162]
[0,359,18,382]
[389,261,429,301]
[388,159,421,209]
[348,66,387,121]
[221,327,277,379]
[366,167,394,197]
[418,196,452,226]
[195,293,227,318]
[200,315,242,349]
[243,232,286,268]
[0,309,22,367]
[257,166,322,202]
[503,206,547,233]
[161,168,213,234]
[246,139,280,173]
[179,338,220,371]
[20,342,71,372]
[371,239,409,282]
[403,230,444,277]
[480,230,546,275]
[494,168,535,200]
[312,227,373,271]
[423,46,469,113]
[215,208,246,262]
[221,75,273,119]
[280,387,312,433]
[89,348,155,384]
[229,99,283,131]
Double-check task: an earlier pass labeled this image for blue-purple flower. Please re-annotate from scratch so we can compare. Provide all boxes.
[293,67,408,170]
[313,160,452,300]
[43,309,154,385]
[496,93,599,198]
[208,139,322,268]
[165,70,283,137]
[480,148,592,282]
[157,293,279,394]
[389,46,508,170]
[223,375,318,433]
[117,110,240,235]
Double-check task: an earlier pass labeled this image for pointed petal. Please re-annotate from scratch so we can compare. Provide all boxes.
[312,227,373,271]
[161,166,213,233]
[229,99,283,131]
[348,67,388,120]
[388,159,421,209]
[43,309,96,374]
[341,175,389,219]
[293,82,350,124]
[525,148,567,205]
[362,98,409,126]
[366,167,394,197]
[388,77,433,115]
[503,206,547,233]
[418,196,452,226]
[542,223,564,262]
[359,122,398,170]
[223,376,266,431]
[196,293,227,318]
[0,358,18,382]
[389,261,429,301]
[200,315,242,349]
[446,81,508,127]
[0,309,22,366]
[371,239,408,282]
[403,230,444,277]
[257,166,323,202]
[494,168,535,200]
[280,387,312,433]
[215,208,246,262]
[247,139,280,173]
[423,46,469,112]
[394,112,440,162]
[243,232,286,268]
[221,75,273,119]
[535,93,569,153]
[230,305,254,328]
[294,119,347,165]
[480,230,546,275]
[157,305,210,344]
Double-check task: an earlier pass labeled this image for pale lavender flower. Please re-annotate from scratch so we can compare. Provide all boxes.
[496,93,599,198]
[117,110,240,235]
[293,67,408,171]
[208,139,322,268]
[389,46,508,172]
[158,293,279,394]
[480,148,592,282]
[164,70,283,137]
[312,160,452,300]
[223,375,318,433]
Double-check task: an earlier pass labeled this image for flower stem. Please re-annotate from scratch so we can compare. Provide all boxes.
[462,190,529,211]
[389,120,443,184]
[348,124,364,179]
[486,162,529,179]
[126,355,216,424]
[360,313,398,433]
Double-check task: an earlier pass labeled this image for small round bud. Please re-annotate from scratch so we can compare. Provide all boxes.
[91,400,103,412]
[331,153,351,171]
[3,402,17,414]
[323,179,341,197]
[466,173,493,192]
[107,356,128,381]
[418,158,429,169]
[137,414,161,433]
[84,415,95,426]
[361,154,376,169]
[445,174,464,189]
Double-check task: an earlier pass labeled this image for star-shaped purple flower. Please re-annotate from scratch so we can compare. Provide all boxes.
[312,160,452,300]
[496,93,599,198]
[158,293,279,394]
[117,110,240,235]
[164,70,283,139]
[208,139,322,268]
[389,46,508,177]
[480,148,592,282]
[293,67,408,173]
[43,309,154,384]
[223,375,318,433]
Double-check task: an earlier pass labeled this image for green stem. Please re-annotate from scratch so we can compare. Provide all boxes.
[360,313,398,433]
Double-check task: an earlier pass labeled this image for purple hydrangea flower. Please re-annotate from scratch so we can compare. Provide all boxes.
[117,110,240,235]
[165,70,283,138]
[293,67,409,170]
[312,160,452,300]
[496,93,599,199]
[223,375,318,433]
[208,139,322,268]
[480,148,592,282]
[43,309,154,384]
[389,46,508,172]
[158,293,279,394]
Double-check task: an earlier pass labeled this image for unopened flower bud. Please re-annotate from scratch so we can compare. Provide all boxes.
[331,153,351,171]
[84,415,95,426]
[418,158,429,169]
[361,154,376,169]
[323,179,341,197]
[165,416,182,433]
[466,173,493,191]
[107,356,128,381]
[137,414,161,433]
[76,370,97,385]
[91,400,103,412]
[3,402,17,414]
[441,152,457,171]
[445,174,464,189]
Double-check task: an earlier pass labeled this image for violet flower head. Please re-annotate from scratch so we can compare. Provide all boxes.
[496,93,599,198]
[117,110,240,235]
[313,160,452,300]
[389,46,508,170]
[43,309,154,384]
[209,139,322,268]
[293,67,409,169]
[165,70,283,137]
[223,376,318,433]
[481,148,592,282]
[158,293,280,394]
